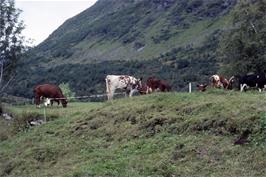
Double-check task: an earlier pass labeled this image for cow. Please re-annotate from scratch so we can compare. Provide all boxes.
[210,74,230,89]
[236,72,266,92]
[196,84,208,92]
[138,83,152,95]
[105,75,142,100]
[146,77,171,92]
[34,84,68,108]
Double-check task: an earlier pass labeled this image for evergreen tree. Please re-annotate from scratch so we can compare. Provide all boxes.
[0,0,25,94]
[219,0,266,76]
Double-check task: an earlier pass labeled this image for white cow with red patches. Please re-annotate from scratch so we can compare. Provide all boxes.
[210,74,231,89]
[105,75,142,100]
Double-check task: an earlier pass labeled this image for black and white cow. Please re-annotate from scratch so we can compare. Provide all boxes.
[238,73,266,92]
[105,75,142,100]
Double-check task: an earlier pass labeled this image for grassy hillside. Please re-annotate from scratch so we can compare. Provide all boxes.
[31,0,235,64]
[0,91,265,177]
[7,0,239,98]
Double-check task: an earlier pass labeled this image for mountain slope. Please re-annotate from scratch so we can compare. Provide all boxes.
[9,0,237,98]
[0,92,265,176]
[29,0,235,64]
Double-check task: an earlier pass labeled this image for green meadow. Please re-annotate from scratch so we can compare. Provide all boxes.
[0,91,265,177]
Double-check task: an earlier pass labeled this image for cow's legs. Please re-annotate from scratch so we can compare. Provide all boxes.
[240,84,247,92]
[125,89,130,97]
[106,78,114,100]
[107,87,115,100]
[35,94,41,108]
[258,85,263,93]
[129,89,137,97]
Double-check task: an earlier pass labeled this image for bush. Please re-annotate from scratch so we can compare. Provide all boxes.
[59,83,76,102]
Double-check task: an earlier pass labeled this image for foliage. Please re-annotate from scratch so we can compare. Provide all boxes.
[27,0,236,62]
[7,37,219,98]
[218,0,266,75]
[59,83,76,101]
[0,0,26,95]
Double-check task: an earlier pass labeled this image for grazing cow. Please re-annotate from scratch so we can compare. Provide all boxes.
[34,84,67,108]
[237,72,266,92]
[105,75,142,100]
[210,74,230,89]
[138,83,152,95]
[146,77,171,92]
[196,84,208,92]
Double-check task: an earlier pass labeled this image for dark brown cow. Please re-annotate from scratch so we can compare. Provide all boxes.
[146,77,171,92]
[34,84,67,108]
[196,84,208,92]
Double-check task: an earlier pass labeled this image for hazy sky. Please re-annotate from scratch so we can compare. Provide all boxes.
[16,0,98,46]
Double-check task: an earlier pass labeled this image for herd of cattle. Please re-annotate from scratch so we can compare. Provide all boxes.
[34,72,266,108]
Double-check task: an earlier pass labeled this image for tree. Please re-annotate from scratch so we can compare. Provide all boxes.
[218,0,266,76]
[0,0,25,95]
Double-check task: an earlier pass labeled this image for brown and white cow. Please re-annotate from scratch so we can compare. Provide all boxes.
[34,84,67,108]
[105,75,142,100]
[138,83,152,95]
[146,77,171,92]
[210,74,230,89]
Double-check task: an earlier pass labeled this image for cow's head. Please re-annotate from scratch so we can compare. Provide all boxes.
[132,77,142,90]
[196,84,208,92]
[61,98,68,108]
[137,83,152,94]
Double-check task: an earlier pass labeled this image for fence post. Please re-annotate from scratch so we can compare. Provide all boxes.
[189,82,192,93]
[43,106,47,123]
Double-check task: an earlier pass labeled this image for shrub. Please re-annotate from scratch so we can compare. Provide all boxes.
[59,83,76,102]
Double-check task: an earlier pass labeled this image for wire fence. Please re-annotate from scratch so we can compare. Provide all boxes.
[3,83,197,106]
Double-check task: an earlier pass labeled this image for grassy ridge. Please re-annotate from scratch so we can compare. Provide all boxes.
[0,91,265,177]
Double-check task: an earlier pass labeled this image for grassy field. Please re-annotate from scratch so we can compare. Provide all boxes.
[0,90,265,177]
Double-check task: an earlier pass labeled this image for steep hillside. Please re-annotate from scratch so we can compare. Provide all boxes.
[9,0,238,98]
[0,92,265,176]
[30,0,235,64]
